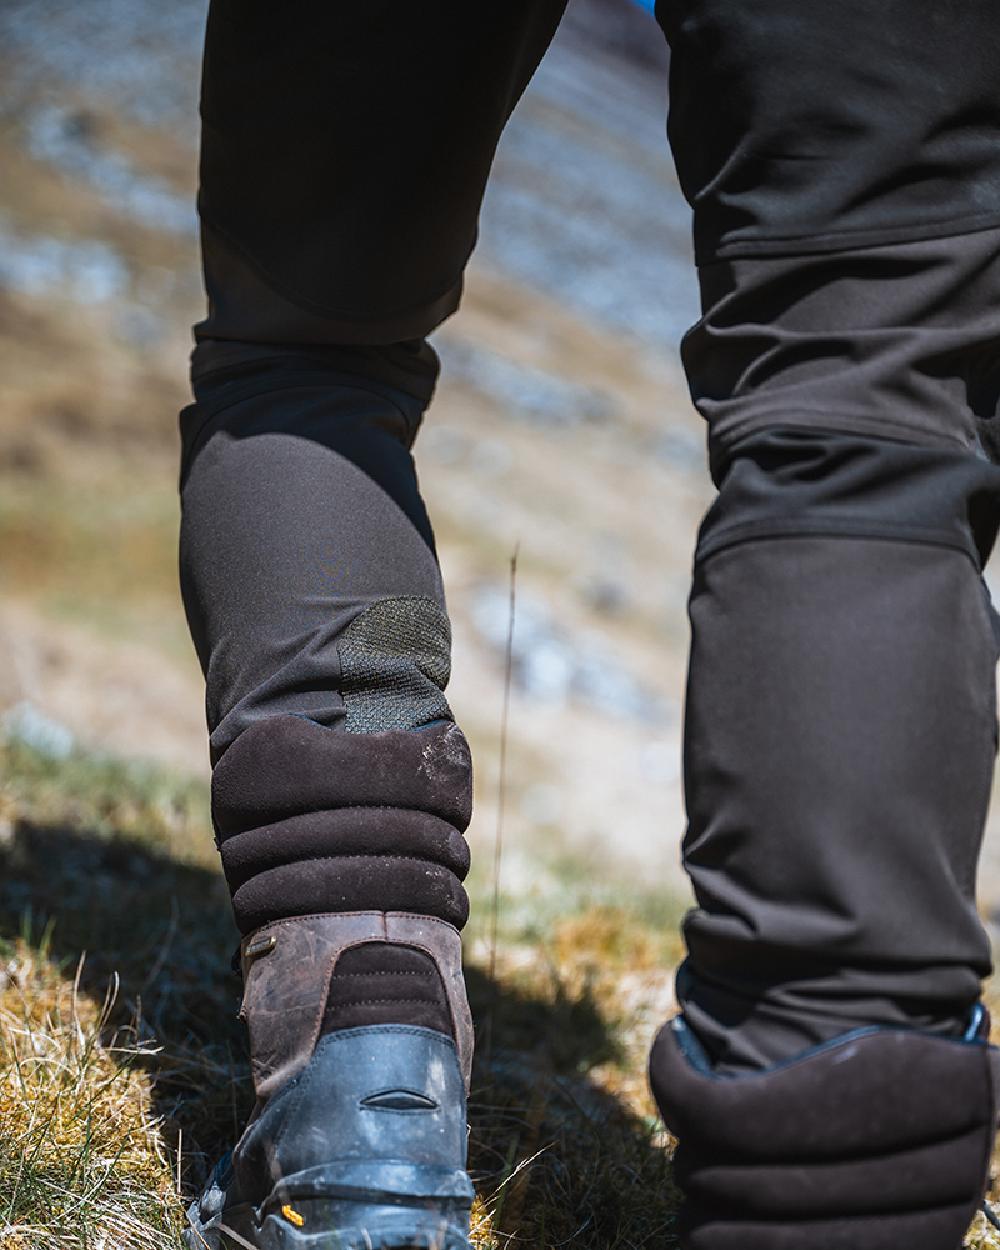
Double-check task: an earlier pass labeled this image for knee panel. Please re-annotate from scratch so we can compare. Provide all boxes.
[337,595,453,734]
[681,429,1000,1068]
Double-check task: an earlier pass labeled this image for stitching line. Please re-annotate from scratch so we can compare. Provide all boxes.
[330,998,447,1007]
[334,970,435,978]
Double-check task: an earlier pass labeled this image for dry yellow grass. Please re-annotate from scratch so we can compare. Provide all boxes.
[0,735,684,1248]
[0,938,180,1247]
[3,729,1000,1248]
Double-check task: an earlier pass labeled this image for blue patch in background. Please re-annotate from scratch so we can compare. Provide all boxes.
[630,0,657,12]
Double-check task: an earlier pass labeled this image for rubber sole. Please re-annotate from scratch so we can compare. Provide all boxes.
[185,1166,474,1250]
[186,1199,471,1250]
[187,1210,470,1250]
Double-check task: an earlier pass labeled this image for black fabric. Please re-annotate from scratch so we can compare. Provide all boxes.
[195,1,1000,345]
[657,0,1000,264]
[678,429,1000,1072]
[196,0,568,342]
[190,329,441,409]
[649,1018,995,1250]
[323,943,453,1039]
[183,1,1000,1077]
[684,232,1000,476]
[180,359,447,760]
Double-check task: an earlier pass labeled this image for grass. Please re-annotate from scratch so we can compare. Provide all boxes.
[0,460,190,657]
[0,937,180,1248]
[3,732,1000,1248]
[0,732,686,1248]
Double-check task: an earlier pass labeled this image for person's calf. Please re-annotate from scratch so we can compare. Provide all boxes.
[179,335,479,1245]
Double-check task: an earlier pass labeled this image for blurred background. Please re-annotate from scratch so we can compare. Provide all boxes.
[6,0,1000,926]
[6,2,1000,1246]
[0,0,712,907]
[7,0,1000,968]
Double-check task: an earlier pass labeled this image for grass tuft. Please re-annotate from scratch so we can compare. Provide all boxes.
[0,938,180,1248]
[0,734,684,1247]
[1,732,997,1248]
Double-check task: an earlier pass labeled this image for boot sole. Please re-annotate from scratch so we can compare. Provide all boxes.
[186,1197,471,1250]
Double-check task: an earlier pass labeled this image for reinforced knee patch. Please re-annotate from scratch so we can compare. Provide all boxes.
[650,1016,996,1250]
[213,716,473,935]
[337,596,452,734]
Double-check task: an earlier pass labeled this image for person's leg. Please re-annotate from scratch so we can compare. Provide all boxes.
[649,1,1000,1245]
[180,4,567,1247]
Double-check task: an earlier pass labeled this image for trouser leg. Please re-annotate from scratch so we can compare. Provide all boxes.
[654,0,1000,1073]
[650,1,1000,1244]
[182,9,568,1245]
[196,0,567,344]
[180,1,566,1069]
[679,420,999,1071]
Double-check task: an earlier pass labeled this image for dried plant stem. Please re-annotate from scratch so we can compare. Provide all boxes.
[489,545,519,987]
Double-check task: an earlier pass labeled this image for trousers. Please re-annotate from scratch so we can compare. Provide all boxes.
[180,0,1000,1071]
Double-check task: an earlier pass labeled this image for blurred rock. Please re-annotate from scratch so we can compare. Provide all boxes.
[0,218,128,302]
[113,301,168,348]
[471,584,670,724]
[576,573,631,617]
[3,701,76,759]
[0,0,204,129]
[649,427,706,471]
[0,0,699,344]
[562,0,670,76]
[26,106,197,236]
[436,338,614,429]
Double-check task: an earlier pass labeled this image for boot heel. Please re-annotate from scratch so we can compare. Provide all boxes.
[187,1026,473,1250]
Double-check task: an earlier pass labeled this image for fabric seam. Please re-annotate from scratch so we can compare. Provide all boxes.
[695,520,980,567]
[180,372,415,478]
[696,211,1000,266]
[199,206,467,325]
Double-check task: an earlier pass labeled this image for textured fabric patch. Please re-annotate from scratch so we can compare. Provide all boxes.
[337,596,452,733]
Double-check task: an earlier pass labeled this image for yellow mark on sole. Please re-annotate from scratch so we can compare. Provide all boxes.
[281,1204,305,1228]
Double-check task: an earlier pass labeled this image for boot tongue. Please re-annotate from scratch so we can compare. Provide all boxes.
[322,941,454,1037]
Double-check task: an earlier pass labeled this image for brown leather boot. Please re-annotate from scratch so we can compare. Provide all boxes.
[186,911,474,1250]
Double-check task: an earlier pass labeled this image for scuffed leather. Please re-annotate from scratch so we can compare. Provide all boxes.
[214,717,474,837]
[241,910,473,1099]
